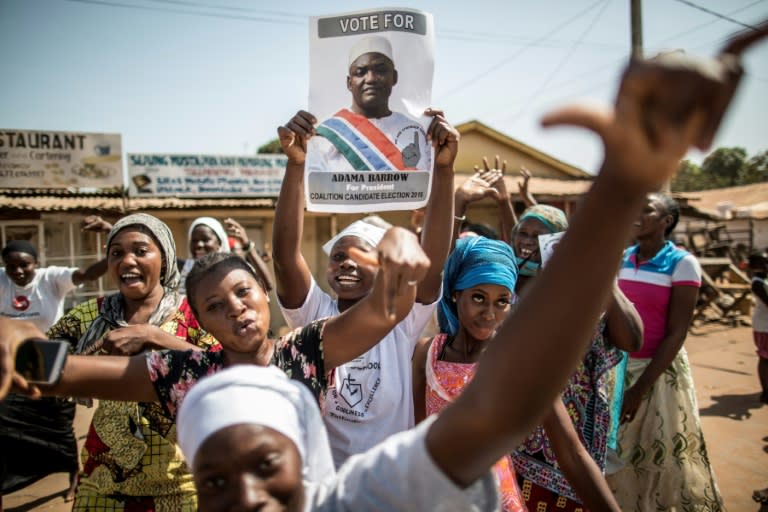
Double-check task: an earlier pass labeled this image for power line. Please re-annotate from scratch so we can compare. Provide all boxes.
[142,0,302,19]
[502,0,611,124]
[439,0,608,99]
[660,0,764,41]
[64,0,304,25]
[670,0,764,31]
[477,0,766,121]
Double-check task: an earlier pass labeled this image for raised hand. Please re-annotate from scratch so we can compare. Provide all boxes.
[81,215,113,234]
[456,164,502,205]
[425,108,460,171]
[224,218,249,246]
[349,227,430,320]
[277,110,317,165]
[518,166,537,207]
[485,155,510,203]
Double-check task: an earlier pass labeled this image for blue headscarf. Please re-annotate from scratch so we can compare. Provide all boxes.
[514,205,568,277]
[438,236,518,336]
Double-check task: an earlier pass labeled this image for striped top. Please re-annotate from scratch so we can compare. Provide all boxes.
[618,241,701,358]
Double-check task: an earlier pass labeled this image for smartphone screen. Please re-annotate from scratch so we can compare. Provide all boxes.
[15,338,69,385]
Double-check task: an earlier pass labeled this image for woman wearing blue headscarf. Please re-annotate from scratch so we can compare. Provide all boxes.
[412,236,526,511]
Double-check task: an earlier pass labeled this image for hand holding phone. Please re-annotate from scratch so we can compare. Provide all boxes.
[15,338,69,385]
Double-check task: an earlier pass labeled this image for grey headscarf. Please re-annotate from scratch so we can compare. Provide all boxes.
[75,213,182,354]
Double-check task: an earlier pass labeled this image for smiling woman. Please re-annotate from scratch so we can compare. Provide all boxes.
[0,226,431,491]
[44,213,219,512]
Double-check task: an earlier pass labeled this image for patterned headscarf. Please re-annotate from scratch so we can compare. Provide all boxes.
[514,205,568,277]
[76,213,182,354]
[438,236,518,336]
[518,205,568,234]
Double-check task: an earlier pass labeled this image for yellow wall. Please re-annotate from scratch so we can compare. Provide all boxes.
[455,131,571,179]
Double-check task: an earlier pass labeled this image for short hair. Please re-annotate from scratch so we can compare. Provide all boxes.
[2,240,38,262]
[649,193,680,237]
[185,253,267,319]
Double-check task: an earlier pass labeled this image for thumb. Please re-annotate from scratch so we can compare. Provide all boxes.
[541,104,613,139]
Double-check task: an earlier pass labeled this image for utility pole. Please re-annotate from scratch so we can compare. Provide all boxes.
[631,0,643,59]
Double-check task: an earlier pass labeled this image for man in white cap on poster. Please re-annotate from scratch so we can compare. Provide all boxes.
[308,35,432,172]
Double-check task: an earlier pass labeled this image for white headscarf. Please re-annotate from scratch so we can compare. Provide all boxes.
[322,219,387,255]
[177,365,335,484]
[187,217,230,258]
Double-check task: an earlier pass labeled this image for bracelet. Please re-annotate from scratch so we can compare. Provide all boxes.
[454,214,466,222]
[243,240,255,252]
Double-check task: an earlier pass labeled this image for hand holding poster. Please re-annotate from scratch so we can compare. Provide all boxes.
[306,8,435,213]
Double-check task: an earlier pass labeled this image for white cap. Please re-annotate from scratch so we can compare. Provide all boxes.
[176,365,335,483]
[322,219,387,255]
[348,36,394,67]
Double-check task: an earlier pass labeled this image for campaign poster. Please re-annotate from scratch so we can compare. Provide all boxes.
[0,129,123,189]
[538,231,566,268]
[127,154,287,197]
[306,8,435,213]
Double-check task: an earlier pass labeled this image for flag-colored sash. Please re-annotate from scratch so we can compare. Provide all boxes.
[316,109,411,171]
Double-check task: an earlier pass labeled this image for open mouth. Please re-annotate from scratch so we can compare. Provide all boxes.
[120,272,143,286]
[336,274,361,289]
[518,247,535,258]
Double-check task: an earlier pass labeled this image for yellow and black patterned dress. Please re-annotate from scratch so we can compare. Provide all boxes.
[48,296,219,512]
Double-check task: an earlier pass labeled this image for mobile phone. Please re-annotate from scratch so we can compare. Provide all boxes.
[15,338,69,385]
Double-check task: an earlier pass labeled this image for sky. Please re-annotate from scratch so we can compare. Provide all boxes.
[1,0,766,176]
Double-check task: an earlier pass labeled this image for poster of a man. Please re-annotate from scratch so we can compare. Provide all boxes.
[306,8,435,213]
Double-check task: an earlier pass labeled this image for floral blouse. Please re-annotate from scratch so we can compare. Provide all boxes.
[147,318,329,419]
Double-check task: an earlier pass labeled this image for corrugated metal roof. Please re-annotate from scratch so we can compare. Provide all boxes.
[0,192,274,213]
[678,182,768,219]
[0,176,588,215]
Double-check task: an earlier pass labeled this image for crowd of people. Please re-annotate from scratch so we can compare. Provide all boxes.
[1,21,767,512]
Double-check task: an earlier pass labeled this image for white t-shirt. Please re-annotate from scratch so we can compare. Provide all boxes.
[280,277,436,467]
[307,416,500,511]
[0,266,78,332]
[307,111,432,172]
[753,276,768,333]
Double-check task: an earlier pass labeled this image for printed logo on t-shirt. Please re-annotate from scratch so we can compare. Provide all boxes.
[12,295,30,311]
[339,375,363,408]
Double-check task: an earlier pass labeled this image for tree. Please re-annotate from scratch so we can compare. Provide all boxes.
[671,147,760,192]
[699,146,747,188]
[739,150,768,185]
[671,159,703,192]
[257,138,284,154]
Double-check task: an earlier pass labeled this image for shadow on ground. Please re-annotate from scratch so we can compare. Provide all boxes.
[698,392,765,420]
[6,489,66,512]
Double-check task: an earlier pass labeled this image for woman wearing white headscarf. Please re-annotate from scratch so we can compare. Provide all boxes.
[177,216,230,295]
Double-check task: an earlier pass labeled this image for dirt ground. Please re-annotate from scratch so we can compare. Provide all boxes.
[2,322,767,511]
